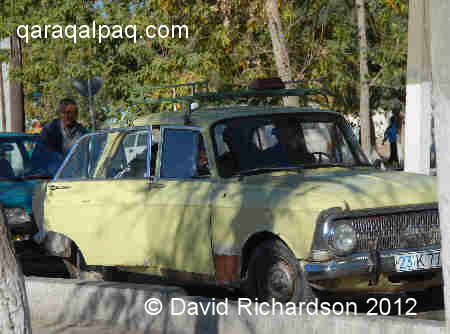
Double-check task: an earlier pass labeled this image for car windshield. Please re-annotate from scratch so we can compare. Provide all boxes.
[0,135,63,180]
[212,113,369,178]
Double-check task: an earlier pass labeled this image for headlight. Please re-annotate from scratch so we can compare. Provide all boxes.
[4,208,32,225]
[330,223,356,255]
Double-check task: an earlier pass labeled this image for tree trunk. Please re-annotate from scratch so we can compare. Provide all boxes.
[265,0,299,107]
[356,0,377,160]
[9,31,25,133]
[0,205,32,333]
[0,66,6,130]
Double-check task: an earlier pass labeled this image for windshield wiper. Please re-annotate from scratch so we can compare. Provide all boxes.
[235,166,303,179]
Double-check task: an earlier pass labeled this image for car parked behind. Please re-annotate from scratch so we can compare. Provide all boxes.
[0,132,63,240]
[123,130,149,162]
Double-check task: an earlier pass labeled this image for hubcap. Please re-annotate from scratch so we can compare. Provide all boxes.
[267,259,295,302]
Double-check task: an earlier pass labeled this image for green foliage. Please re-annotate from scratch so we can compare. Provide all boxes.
[0,0,408,127]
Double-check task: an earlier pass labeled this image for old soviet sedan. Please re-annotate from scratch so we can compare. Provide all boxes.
[32,100,440,303]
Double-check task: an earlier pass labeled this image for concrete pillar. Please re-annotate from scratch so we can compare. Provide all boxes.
[430,0,450,329]
[404,0,432,175]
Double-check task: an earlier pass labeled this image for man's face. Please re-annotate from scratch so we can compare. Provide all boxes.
[60,104,77,128]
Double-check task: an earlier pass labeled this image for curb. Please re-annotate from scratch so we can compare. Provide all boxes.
[25,277,446,334]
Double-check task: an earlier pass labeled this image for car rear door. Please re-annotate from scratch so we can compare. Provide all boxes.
[142,126,215,279]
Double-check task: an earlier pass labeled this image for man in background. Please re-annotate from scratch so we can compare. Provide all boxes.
[40,98,88,159]
[382,112,400,167]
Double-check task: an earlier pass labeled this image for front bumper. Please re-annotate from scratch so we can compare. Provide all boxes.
[304,245,441,281]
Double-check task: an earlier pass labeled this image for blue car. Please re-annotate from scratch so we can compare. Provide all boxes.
[0,132,63,240]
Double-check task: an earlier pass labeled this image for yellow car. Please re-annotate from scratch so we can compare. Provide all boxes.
[32,84,440,303]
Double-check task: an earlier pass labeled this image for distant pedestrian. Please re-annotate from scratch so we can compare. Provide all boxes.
[382,113,400,167]
[40,98,88,159]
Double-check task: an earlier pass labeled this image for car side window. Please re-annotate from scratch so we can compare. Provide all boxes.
[137,133,148,146]
[123,134,136,148]
[57,128,152,180]
[159,128,210,179]
[57,135,91,179]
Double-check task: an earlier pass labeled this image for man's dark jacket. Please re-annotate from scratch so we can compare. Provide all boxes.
[40,119,88,157]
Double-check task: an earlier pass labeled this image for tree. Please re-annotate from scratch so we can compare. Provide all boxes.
[9,31,25,132]
[0,205,32,333]
[265,0,298,106]
[0,66,6,130]
[356,0,372,157]
[1,0,409,128]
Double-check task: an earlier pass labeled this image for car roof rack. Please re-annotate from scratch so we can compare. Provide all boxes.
[129,78,335,125]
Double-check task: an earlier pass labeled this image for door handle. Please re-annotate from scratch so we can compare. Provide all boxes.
[48,185,71,190]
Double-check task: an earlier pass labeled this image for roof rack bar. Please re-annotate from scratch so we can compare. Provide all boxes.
[129,80,335,125]
[135,81,209,93]
[192,87,334,102]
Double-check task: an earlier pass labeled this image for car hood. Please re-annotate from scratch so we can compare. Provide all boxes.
[223,168,438,211]
[0,180,37,213]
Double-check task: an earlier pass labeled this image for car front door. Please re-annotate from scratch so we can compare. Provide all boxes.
[43,126,158,266]
[43,125,215,280]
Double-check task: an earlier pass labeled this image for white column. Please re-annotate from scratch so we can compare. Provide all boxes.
[404,0,432,175]
[404,83,431,174]
[430,0,450,329]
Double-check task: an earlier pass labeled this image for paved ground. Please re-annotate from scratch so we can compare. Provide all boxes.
[32,310,445,334]
[33,320,154,334]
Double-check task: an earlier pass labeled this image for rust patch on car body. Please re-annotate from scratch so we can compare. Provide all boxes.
[214,254,241,283]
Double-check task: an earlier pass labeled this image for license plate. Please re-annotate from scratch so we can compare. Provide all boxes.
[395,251,441,272]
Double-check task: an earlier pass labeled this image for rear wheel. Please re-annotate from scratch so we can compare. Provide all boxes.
[245,239,316,303]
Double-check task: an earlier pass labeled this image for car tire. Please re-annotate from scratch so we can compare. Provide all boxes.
[63,248,105,281]
[246,239,316,304]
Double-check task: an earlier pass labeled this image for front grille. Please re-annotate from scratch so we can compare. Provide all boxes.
[337,209,440,251]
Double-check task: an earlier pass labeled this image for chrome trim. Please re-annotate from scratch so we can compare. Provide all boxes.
[309,203,439,258]
[304,244,441,281]
[310,207,343,254]
[146,125,153,178]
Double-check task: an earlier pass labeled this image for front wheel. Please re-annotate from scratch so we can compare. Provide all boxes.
[245,239,316,303]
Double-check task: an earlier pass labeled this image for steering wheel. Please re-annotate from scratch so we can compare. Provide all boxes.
[311,152,331,164]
